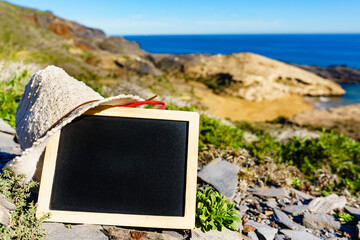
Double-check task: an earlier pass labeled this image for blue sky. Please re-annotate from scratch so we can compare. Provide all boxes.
[7,0,360,35]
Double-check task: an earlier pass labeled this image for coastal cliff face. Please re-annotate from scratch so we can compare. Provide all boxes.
[182,53,345,101]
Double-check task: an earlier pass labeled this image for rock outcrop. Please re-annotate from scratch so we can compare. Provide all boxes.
[296,64,360,83]
[290,104,360,141]
[183,53,345,101]
[19,6,146,56]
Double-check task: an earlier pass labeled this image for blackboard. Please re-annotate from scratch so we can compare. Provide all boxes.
[37,106,199,229]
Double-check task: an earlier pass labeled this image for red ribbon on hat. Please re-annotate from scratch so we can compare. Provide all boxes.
[118,95,166,109]
[120,100,166,109]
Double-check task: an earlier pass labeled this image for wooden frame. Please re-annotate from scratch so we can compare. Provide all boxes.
[36,106,199,229]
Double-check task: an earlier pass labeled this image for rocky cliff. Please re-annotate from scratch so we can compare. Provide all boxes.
[182,53,345,101]
[295,64,360,84]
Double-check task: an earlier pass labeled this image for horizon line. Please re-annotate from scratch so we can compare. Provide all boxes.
[116,32,360,36]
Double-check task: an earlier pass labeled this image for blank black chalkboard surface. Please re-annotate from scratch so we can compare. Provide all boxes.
[37,106,199,229]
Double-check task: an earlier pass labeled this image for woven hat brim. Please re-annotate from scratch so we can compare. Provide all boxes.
[5,94,143,183]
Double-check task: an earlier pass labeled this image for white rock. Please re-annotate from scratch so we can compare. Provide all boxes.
[0,205,10,226]
[253,187,288,199]
[345,206,360,220]
[191,228,242,240]
[0,118,15,135]
[302,213,341,230]
[280,230,321,240]
[198,159,240,199]
[246,221,278,240]
[308,194,346,213]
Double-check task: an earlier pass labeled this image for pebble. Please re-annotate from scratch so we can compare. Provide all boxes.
[0,194,15,211]
[248,231,259,240]
[344,206,360,220]
[264,198,278,209]
[289,188,314,200]
[0,118,15,135]
[280,229,321,240]
[273,209,298,230]
[0,205,10,226]
[191,228,242,240]
[282,205,309,215]
[198,158,240,199]
[246,220,278,240]
[253,187,287,199]
[274,234,291,240]
[302,213,341,230]
[43,223,107,240]
[308,194,346,213]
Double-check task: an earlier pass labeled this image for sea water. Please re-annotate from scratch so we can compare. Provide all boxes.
[124,34,360,108]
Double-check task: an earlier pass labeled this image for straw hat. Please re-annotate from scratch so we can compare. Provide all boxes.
[5,66,143,182]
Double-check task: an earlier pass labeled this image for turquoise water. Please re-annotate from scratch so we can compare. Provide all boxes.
[307,83,360,109]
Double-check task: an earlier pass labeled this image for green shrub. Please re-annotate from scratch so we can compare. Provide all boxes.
[291,177,302,189]
[336,212,354,223]
[0,69,29,128]
[166,104,244,151]
[199,114,244,151]
[246,129,360,194]
[0,170,49,239]
[196,187,240,232]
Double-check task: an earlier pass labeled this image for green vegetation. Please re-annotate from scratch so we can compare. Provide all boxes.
[169,104,360,194]
[195,73,234,94]
[0,69,29,128]
[336,212,354,223]
[195,187,240,232]
[0,1,101,79]
[199,114,244,151]
[0,170,49,239]
[291,177,302,189]
[244,130,360,194]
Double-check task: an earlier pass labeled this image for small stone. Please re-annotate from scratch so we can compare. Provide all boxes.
[234,194,242,204]
[162,230,184,239]
[302,213,341,230]
[191,228,242,240]
[357,221,360,239]
[280,230,321,240]
[289,188,314,200]
[273,209,298,230]
[274,234,291,240]
[282,205,309,215]
[243,224,256,233]
[253,187,287,199]
[239,180,248,193]
[344,206,360,220]
[246,220,278,240]
[107,227,178,240]
[0,118,15,135]
[264,198,278,209]
[43,223,108,240]
[248,231,259,240]
[237,204,249,213]
[0,194,15,211]
[308,194,346,213]
[0,205,10,226]
[0,131,20,153]
[198,159,240,199]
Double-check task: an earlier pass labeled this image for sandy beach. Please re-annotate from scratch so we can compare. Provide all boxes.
[191,82,314,122]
